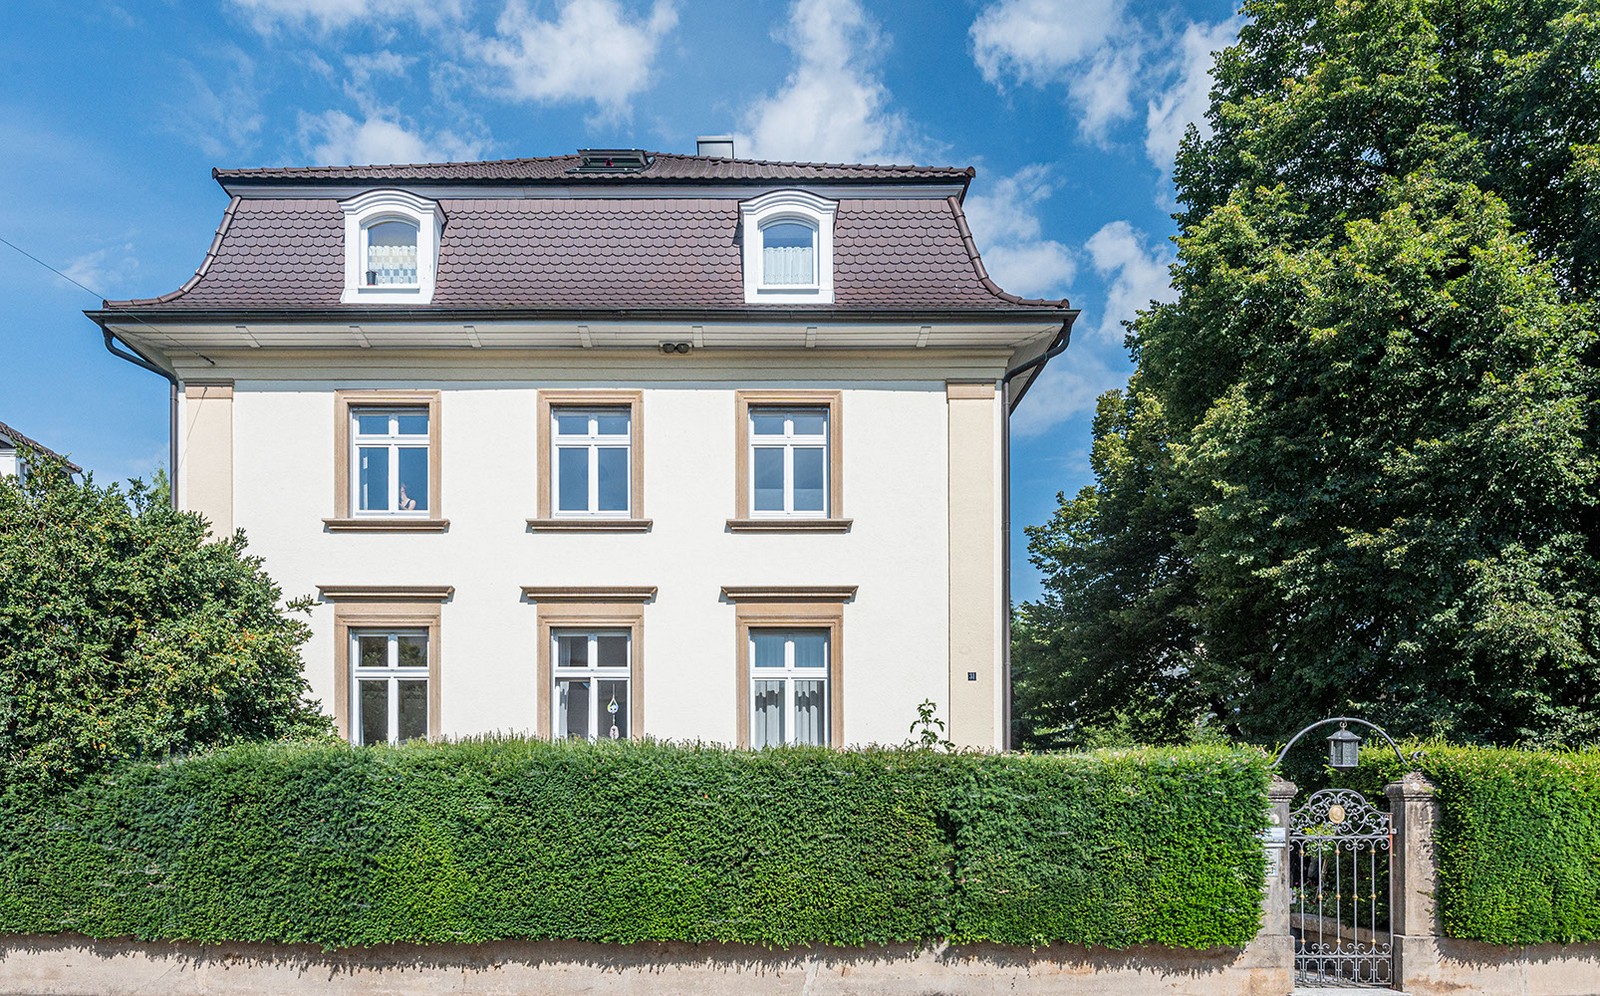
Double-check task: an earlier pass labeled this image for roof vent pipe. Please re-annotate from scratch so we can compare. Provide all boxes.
[696,134,735,159]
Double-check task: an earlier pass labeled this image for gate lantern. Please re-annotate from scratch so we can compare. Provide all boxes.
[1327,723,1362,772]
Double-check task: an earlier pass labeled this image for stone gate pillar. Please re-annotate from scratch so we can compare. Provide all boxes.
[1264,777,1297,938]
[1386,771,1441,990]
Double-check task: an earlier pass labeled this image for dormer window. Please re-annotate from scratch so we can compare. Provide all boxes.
[364,220,419,287]
[761,221,817,286]
[340,190,445,305]
[740,189,837,304]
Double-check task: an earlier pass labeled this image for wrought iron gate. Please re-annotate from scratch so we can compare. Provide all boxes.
[1289,788,1394,987]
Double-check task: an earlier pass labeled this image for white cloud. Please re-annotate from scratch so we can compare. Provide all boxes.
[962,165,1075,299]
[1010,348,1130,437]
[970,0,1238,167]
[970,0,1137,143]
[474,0,678,118]
[1009,220,1174,435]
[1145,18,1239,173]
[229,0,466,32]
[738,0,915,164]
[299,109,486,165]
[970,0,1124,83]
[169,47,264,158]
[1083,220,1174,341]
[61,244,140,298]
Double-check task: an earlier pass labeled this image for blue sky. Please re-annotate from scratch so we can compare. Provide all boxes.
[0,0,1238,601]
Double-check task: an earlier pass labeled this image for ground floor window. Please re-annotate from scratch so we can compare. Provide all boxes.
[750,628,829,747]
[552,629,631,740]
[351,628,429,745]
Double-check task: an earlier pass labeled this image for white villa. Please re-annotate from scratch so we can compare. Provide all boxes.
[90,139,1076,751]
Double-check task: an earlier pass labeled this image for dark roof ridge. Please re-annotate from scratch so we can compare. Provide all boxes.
[945,195,1071,310]
[103,196,241,309]
[0,421,82,473]
[648,150,974,176]
[212,152,580,179]
[211,150,975,184]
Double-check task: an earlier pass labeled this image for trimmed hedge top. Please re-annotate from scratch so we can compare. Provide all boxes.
[0,739,1268,950]
[1371,745,1600,945]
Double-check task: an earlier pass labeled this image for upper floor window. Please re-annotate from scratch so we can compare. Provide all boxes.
[740,189,837,304]
[750,407,829,515]
[352,407,430,515]
[339,189,445,305]
[552,407,631,516]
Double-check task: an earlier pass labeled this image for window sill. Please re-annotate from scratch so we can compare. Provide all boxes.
[726,518,853,533]
[323,518,450,533]
[527,518,653,533]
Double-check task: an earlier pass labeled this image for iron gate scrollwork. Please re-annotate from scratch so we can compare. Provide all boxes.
[1290,787,1394,987]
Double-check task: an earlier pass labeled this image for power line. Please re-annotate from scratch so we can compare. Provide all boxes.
[0,234,108,301]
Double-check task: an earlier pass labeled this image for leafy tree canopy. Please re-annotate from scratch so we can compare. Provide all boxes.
[1017,0,1600,749]
[0,459,330,785]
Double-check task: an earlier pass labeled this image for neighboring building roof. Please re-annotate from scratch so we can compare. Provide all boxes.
[212,151,976,186]
[0,421,82,474]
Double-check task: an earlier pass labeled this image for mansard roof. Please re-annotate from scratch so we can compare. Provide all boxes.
[100,151,1070,318]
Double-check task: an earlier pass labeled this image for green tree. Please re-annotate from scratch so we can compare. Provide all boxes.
[0,458,330,784]
[1018,0,1600,748]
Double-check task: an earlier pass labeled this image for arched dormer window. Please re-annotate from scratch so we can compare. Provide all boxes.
[339,189,445,305]
[364,219,419,287]
[740,189,837,304]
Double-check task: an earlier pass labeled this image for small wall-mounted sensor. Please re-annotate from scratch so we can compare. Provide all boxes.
[660,342,692,354]
[967,671,978,682]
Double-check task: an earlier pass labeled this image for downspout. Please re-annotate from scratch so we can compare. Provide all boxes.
[98,321,180,509]
[998,316,1076,750]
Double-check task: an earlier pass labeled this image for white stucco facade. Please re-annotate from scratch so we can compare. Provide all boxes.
[170,349,1016,748]
[101,153,1076,753]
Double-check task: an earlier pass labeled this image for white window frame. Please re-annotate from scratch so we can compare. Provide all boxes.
[740,188,837,304]
[350,628,430,746]
[550,407,632,517]
[339,189,445,305]
[748,628,831,748]
[350,406,430,518]
[747,407,830,517]
[551,628,633,741]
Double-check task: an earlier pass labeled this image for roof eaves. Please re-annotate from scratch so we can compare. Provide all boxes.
[88,305,1076,324]
[946,196,1072,311]
[101,196,241,310]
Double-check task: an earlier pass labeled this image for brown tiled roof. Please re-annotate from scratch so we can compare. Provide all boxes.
[0,421,82,474]
[104,195,1070,314]
[213,151,975,185]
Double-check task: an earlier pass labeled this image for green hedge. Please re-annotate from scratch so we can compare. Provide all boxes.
[1361,745,1600,944]
[0,739,1267,950]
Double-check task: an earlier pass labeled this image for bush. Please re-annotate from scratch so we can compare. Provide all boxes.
[0,463,330,785]
[1361,744,1600,944]
[0,739,1270,950]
